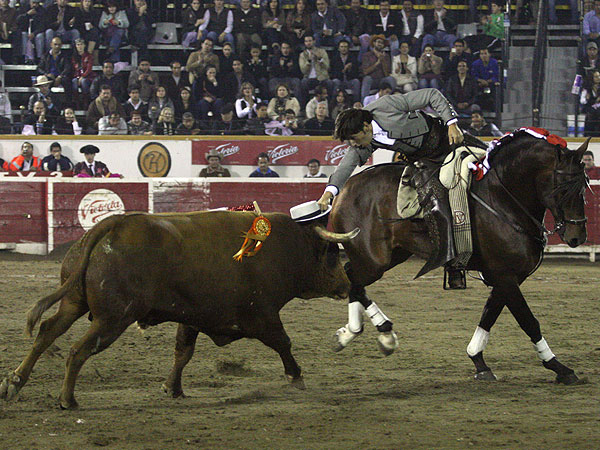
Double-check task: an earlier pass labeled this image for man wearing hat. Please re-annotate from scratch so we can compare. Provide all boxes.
[577,41,599,78]
[73,145,112,177]
[199,149,231,177]
[361,34,396,103]
[28,75,60,115]
[41,142,74,171]
[212,103,243,135]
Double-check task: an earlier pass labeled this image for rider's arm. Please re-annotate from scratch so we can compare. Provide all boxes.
[317,146,367,211]
[392,88,458,126]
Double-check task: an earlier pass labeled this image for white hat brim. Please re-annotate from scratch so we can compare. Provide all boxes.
[293,204,332,222]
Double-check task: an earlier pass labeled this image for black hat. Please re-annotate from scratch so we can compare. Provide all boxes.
[80,145,100,154]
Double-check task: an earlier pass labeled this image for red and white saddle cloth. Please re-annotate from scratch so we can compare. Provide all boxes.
[469,127,568,181]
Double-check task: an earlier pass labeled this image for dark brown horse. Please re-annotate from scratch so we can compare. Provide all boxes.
[331,131,590,383]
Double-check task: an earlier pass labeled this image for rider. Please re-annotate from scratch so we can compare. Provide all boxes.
[317,89,465,349]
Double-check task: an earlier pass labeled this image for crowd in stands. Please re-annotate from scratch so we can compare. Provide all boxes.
[0,0,510,137]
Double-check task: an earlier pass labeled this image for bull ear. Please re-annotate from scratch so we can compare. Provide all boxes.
[575,137,592,160]
[314,226,360,243]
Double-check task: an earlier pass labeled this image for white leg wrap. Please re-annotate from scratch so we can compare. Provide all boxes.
[347,302,365,333]
[534,337,555,362]
[466,326,490,357]
[365,302,390,327]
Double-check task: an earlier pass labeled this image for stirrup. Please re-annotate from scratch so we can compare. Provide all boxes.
[444,267,466,290]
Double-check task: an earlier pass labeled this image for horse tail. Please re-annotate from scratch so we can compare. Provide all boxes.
[25,215,121,337]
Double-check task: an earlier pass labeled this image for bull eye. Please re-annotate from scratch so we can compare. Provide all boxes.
[326,242,339,267]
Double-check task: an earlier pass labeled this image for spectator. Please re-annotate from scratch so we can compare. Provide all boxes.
[9,141,40,171]
[174,86,197,122]
[234,0,262,57]
[71,38,95,106]
[304,101,334,135]
[329,88,351,122]
[361,34,396,103]
[244,101,270,134]
[37,36,71,94]
[0,156,7,170]
[148,85,175,123]
[299,35,332,107]
[98,111,127,135]
[363,81,393,106]
[399,0,423,57]
[371,0,399,56]
[265,108,300,135]
[152,107,176,135]
[16,0,45,64]
[86,84,126,132]
[41,141,73,171]
[0,80,12,124]
[392,41,417,93]
[176,111,201,135]
[159,61,189,103]
[249,151,279,177]
[73,144,112,177]
[578,41,599,78]
[199,0,234,46]
[422,0,457,54]
[212,103,244,135]
[128,58,159,103]
[304,158,327,178]
[22,101,54,134]
[43,0,80,51]
[186,38,219,84]
[199,149,231,177]
[284,0,311,51]
[583,0,600,51]
[580,70,600,137]
[305,83,330,119]
[223,58,256,103]
[268,41,301,98]
[0,0,18,64]
[218,41,235,76]
[471,48,499,111]
[267,83,300,119]
[344,0,371,62]
[73,0,100,65]
[262,0,285,52]
[122,85,148,121]
[475,0,503,53]
[195,65,223,121]
[28,75,60,114]
[127,110,152,135]
[311,0,347,48]
[99,0,129,62]
[331,39,360,103]
[582,150,597,173]
[236,81,260,121]
[181,0,205,50]
[465,106,502,137]
[417,44,442,89]
[126,0,154,55]
[245,44,268,99]
[443,39,476,83]
[445,60,479,116]
[54,106,85,134]
[90,60,125,101]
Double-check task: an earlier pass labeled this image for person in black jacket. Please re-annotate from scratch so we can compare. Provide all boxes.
[234,0,262,58]
[221,58,256,104]
[41,142,74,171]
[22,100,54,135]
[37,36,72,95]
[43,0,80,51]
[344,0,371,61]
[73,0,101,63]
[331,39,360,103]
[126,0,154,55]
[181,0,204,49]
[268,41,301,98]
[303,101,334,136]
[421,0,457,53]
[370,0,400,56]
[90,60,125,101]
[444,59,479,116]
[211,103,243,135]
[16,0,45,63]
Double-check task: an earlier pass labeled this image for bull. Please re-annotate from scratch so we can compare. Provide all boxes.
[0,210,357,409]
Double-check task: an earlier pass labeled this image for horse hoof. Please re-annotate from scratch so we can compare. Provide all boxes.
[287,375,306,390]
[59,397,79,410]
[332,325,362,352]
[556,372,585,385]
[377,331,398,356]
[161,383,185,398]
[1,372,22,401]
[474,370,497,381]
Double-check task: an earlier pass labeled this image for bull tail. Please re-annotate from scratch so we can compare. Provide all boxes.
[25,215,122,337]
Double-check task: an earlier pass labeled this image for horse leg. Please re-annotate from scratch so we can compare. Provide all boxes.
[162,324,199,398]
[1,296,88,402]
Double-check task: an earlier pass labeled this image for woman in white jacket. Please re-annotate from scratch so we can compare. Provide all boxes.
[235,82,260,121]
[391,42,417,93]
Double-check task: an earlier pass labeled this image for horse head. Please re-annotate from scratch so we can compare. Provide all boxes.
[544,138,590,247]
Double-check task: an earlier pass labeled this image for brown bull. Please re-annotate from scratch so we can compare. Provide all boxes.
[0,211,357,409]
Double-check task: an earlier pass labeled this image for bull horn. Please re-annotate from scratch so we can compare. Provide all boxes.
[314,226,360,242]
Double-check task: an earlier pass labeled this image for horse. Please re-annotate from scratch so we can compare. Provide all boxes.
[330,131,590,384]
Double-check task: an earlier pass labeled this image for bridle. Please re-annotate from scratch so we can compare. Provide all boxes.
[551,167,589,234]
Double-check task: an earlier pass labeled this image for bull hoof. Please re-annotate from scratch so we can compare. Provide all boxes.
[332,324,363,352]
[286,375,306,390]
[0,372,23,401]
[555,372,585,385]
[377,331,399,356]
[474,370,497,381]
[161,383,185,398]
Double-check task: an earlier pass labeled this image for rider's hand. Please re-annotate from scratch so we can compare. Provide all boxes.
[448,122,464,147]
[317,191,334,212]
